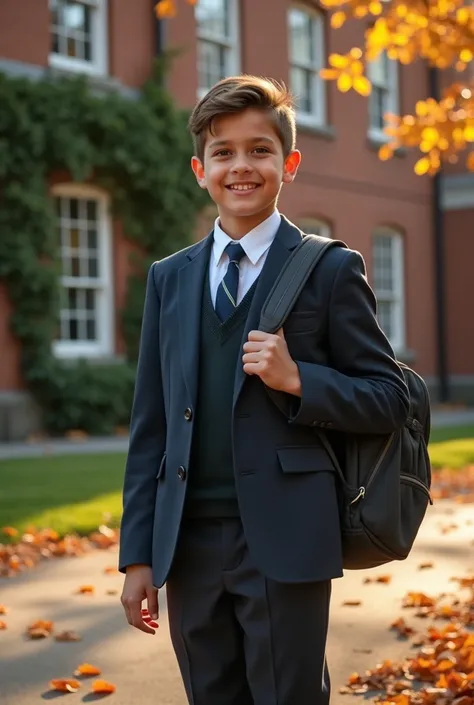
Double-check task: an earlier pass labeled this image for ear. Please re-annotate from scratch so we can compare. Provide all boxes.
[282,150,302,184]
[191,156,207,189]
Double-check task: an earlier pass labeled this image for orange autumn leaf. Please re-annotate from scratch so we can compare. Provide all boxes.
[418,561,434,570]
[364,574,392,584]
[76,585,95,594]
[391,617,414,637]
[2,527,18,537]
[0,605,7,614]
[49,679,81,693]
[0,620,7,630]
[27,619,54,639]
[343,599,362,606]
[103,566,118,574]
[435,658,456,672]
[74,663,101,677]
[92,680,116,694]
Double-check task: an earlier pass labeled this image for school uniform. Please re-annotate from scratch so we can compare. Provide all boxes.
[119,212,409,705]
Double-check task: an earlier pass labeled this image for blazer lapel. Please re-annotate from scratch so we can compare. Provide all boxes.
[178,233,213,406]
[233,216,303,406]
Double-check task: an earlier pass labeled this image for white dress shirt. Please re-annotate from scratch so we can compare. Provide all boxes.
[209,209,281,307]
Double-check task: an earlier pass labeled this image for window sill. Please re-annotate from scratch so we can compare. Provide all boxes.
[296,121,337,141]
[53,353,125,365]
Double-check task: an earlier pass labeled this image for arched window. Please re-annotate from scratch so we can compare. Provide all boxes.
[51,183,114,359]
[372,227,405,352]
[297,218,332,239]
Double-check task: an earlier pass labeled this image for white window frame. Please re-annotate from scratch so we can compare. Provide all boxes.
[367,52,399,143]
[195,0,240,99]
[297,218,332,238]
[49,0,108,77]
[372,227,405,352]
[52,183,114,360]
[288,5,327,127]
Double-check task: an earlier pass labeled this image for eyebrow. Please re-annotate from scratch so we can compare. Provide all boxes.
[207,136,275,149]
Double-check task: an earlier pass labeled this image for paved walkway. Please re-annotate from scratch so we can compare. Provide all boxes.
[0,500,473,705]
[0,407,473,461]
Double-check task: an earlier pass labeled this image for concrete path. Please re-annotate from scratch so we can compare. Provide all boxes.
[0,406,473,461]
[0,500,473,705]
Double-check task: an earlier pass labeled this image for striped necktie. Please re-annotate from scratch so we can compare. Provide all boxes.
[215,242,246,322]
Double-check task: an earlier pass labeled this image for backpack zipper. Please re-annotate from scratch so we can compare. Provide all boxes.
[350,433,395,505]
[400,474,433,504]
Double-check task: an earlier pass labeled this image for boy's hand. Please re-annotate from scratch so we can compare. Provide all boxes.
[121,565,159,635]
[243,328,301,396]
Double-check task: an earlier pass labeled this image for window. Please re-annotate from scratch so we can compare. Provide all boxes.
[196,0,239,96]
[367,52,398,141]
[52,185,114,358]
[49,0,108,76]
[288,6,326,126]
[372,228,405,351]
[297,218,332,238]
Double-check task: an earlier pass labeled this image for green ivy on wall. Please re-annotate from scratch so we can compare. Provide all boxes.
[0,60,208,435]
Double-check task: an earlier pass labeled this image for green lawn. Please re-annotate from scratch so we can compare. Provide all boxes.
[0,453,126,539]
[0,424,473,540]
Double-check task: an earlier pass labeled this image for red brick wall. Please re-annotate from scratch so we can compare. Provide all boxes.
[443,208,474,375]
[0,0,50,67]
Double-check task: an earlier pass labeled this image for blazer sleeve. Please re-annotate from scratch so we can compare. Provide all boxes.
[288,249,410,434]
[118,263,166,573]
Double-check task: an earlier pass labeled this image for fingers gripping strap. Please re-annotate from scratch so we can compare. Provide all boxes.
[259,235,346,334]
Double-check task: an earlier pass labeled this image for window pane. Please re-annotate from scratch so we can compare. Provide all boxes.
[289,8,313,64]
[377,301,392,339]
[69,198,79,220]
[69,317,79,340]
[198,39,227,90]
[370,86,386,129]
[196,0,229,38]
[88,229,97,249]
[291,66,313,114]
[87,200,97,221]
[51,0,94,62]
[86,318,96,341]
[373,235,394,292]
[370,53,389,88]
[85,289,95,311]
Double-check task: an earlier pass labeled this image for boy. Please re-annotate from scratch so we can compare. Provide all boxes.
[119,75,409,705]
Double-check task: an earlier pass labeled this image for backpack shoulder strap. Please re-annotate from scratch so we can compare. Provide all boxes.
[259,234,347,334]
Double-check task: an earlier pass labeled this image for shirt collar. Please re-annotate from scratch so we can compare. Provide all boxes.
[212,210,281,266]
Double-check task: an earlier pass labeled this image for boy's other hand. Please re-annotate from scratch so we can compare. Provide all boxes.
[121,564,159,635]
[243,328,302,396]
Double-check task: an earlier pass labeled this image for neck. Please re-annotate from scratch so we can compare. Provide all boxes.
[218,207,277,240]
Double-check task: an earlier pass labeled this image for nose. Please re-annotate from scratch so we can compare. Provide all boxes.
[231,154,252,174]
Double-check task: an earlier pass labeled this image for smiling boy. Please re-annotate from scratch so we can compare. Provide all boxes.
[119,75,409,705]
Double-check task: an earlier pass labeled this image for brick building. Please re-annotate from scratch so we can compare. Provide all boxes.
[0,0,472,440]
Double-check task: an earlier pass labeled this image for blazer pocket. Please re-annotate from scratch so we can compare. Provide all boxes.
[277,446,335,474]
[156,452,166,480]
[283,311,320,335]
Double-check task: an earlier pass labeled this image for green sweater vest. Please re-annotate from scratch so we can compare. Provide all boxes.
[184,271,257,518]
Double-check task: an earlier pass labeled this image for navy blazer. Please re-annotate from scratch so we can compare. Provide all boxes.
[119,216,409,586]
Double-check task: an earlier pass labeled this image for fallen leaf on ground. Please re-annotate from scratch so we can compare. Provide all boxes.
[0,524,118,578]
[49,679,81,693]
[0,605,7,614]
[106,589,118,596]
[418,562,435,570]
[74,663,101,677]
[0,620,7,629]
[103,566,118,574]
[92,680,116,694]
[76,585,95,595]
[364,574,392,584]
[55,630,81,642]
[342,600,362,606]
[2,527,18,537]
[391,617,415,638]
[26,620,54,639]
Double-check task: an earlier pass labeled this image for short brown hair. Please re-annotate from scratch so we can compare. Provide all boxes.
[188,75,296,161]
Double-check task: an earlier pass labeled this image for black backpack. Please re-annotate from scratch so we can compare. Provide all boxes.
[259,234,432,570]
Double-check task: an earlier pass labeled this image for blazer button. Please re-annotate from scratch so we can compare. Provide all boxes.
[177,465,187,481]
[184,407,193,421]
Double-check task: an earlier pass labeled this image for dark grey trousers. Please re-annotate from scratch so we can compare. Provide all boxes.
[165,517,331,705]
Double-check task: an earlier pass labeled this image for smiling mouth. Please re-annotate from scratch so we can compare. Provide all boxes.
[226,183,260,192]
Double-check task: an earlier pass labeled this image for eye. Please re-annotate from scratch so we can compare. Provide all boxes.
[253,147,270,154]
[214,149,232,157]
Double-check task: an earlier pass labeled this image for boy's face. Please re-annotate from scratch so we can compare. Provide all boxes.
[192,108,301,234]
